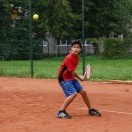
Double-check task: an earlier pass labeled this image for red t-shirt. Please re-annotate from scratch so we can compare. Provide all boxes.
[58,53,79,81]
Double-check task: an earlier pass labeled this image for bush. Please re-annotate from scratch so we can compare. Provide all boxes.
[123,33,132,48]
[103,38,124,58]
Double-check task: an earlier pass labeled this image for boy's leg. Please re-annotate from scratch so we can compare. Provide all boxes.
[79,90,92,109]
[73,80,101,116]
[57,80,77,118]
[72,80,92,109]
[79,90,101,116]
[60,93,77,111]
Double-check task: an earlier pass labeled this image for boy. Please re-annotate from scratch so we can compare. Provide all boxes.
[57,40,101,119]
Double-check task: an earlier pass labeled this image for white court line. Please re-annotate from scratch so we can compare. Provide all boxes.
[77,108,132,115]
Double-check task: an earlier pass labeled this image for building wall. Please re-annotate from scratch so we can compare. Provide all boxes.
[43,37,132,55]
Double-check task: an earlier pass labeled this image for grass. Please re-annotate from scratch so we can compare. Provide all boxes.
[0,56,132,81]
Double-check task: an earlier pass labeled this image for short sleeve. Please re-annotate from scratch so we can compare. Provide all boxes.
[64,56,78,72]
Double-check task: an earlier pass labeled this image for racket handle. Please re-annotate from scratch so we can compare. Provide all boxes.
[83,71,87,79]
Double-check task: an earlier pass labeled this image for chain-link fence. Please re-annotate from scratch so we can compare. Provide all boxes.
[0,1,132,80]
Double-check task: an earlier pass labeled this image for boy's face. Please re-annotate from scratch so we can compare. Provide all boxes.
[71,44,81,55]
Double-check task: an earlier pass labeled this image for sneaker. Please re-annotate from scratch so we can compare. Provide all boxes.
[89,108,101,116]
[56,110,72,119]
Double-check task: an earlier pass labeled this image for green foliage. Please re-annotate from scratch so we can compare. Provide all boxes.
[87,38,101,44]
[0,0,132,60]
[0,0,43,60]
[123,32,132,48]
[103,38,125,58]
[31,0,80,39]
[85,0,132,37]
[31,0,132,38]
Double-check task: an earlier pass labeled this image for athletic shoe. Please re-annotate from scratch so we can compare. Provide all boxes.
[89,108,101,116]
[56,110,72,119]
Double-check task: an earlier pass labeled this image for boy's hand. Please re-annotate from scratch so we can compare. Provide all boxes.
[72,72,86,81]
[79,75,85,81]
[79,75,87,81]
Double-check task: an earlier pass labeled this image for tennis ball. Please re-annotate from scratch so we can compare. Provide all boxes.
[33,14,39,20]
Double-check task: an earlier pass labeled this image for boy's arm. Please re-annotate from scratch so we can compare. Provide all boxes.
[72,71,85,81]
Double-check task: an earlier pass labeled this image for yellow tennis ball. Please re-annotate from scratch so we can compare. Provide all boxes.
[33,14,39,20]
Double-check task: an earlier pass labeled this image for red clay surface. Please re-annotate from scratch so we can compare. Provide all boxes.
[0,77,132,132]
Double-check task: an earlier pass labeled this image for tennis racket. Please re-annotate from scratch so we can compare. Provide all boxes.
[84,64,91,79]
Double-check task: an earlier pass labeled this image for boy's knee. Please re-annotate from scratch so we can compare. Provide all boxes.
[72,92,77,98]
[80,90,87,96]
[74,92,78,96]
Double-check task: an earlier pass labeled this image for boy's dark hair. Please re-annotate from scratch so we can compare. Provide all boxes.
[71,40,82,49]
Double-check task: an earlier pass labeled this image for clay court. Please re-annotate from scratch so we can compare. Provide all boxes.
[0,77,132,132]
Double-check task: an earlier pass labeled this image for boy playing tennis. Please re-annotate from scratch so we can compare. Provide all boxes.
[56,40,101,119]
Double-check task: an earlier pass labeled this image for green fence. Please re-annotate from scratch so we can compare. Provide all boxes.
[0,56,132,81]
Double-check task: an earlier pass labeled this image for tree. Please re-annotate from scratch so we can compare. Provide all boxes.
[32,0,81,39]
[0,0,131,60]
[84,0,132,37]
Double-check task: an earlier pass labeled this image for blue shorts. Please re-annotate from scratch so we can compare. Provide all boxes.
[59,79,83,97]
